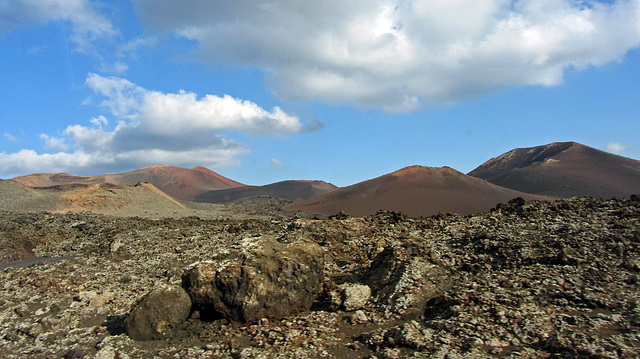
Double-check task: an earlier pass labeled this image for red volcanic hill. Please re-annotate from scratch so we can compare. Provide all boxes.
[195,180,337,203]
[10,165,245,201]
[282,166,551,217]
[468,142,640,198]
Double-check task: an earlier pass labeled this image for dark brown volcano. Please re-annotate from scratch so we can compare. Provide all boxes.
[283,166,551,217]
[468,142,640,198]
[10,165,245,201]
[195,180,337,203]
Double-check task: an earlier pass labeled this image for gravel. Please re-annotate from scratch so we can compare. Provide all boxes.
[0,195,639,358]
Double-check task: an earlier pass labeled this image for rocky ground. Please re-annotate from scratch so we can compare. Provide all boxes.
[0,196,639,358]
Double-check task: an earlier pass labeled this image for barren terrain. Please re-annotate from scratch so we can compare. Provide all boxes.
[284,166,552,217]
[1,196,639,358]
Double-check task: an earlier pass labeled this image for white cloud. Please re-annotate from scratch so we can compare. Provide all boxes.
[606,142,629,152]
[90,115,108,128]
[85,73,306,135]
[117,36,157,58]
[3,133,18,142]
[134,0,640,111]
[39,134,69,151]
[98,61,129,74]
[270,158,285,167]
[0,0,117,55]
[0,74,310,177]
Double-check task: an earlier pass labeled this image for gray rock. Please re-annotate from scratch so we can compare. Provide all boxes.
[182,237,324,323]
[124,284,192,341]
[341,284,371,311]
[93,346,116,359]
[362,245,450,318]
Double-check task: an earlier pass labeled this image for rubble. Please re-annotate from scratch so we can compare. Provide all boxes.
[0,196,638,358]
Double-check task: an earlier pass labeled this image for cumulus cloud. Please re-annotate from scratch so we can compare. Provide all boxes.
[0,0,117,55]
[0,74,310,177]
[270,158,285,167]
[85,73,306,135]
[607,142,629,152]
[134,0,640,111]
[39,134,69,151]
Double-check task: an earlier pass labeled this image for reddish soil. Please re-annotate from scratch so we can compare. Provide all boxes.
[11,165,245,201]
[195,180,337,203]
[469,142,640,198]
[283,166,552,217]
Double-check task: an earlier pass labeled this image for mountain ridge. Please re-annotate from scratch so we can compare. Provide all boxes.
[282,165,552,217]
[10,165,244,201]
[195,180,337,203]
[468,141,640,198]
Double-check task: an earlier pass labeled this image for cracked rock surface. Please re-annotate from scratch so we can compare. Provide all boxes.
[0,196,639,358]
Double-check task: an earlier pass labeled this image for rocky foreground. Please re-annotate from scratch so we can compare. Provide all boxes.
[1,196,639,358]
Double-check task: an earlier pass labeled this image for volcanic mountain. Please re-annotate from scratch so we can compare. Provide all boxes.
[282,165,551,217]
[468,142,640,198]
[195,180,337,203]
[10,165,244,201]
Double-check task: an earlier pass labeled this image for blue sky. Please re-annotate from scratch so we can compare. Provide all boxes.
[1,0,639,187]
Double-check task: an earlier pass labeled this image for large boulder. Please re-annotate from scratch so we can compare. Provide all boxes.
[124,284,192,341]
[182,237,324,323]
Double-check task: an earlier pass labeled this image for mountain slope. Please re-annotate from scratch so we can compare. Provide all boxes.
[0,180,189,216]
[468,142,640,198]
[10,165,245,201]
[195,180,337,203]
[283,166,551,217]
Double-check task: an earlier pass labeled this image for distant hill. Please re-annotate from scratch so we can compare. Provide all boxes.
[195,180,337,203]
[0,179,47,212]
[468,142,640,198]
[10,165,245,201]
[0,180,189,216]
[282,166,551,217]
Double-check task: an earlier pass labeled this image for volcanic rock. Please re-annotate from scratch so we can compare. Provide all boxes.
[362,245,451,318]
[1,196,640,358]
[124,284,192,341]
[182,237,324,323]
[341,284,371,311]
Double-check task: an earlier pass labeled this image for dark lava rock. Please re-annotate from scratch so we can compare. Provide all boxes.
[182,237,324,323]
[361,245,450,318]
[124,284,192,341]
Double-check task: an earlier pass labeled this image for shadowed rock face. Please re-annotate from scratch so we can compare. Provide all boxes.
[124,284,192,341]
[182,237,324,323]
[362,245,451,319]
[469,142,640,198]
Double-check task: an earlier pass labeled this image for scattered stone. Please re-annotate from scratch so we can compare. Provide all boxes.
[62,348,86,359]
[182,237,324,323]
[1,196,640,358]
[124,284,192,341]
[93,346,116,359]
[349,310,368,324]
[341,284,371,311]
